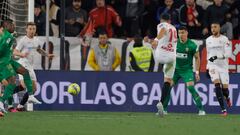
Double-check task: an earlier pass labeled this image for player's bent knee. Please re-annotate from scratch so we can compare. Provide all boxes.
[164,78,172,84]
[213,79,221,84]
[17,67,27,75]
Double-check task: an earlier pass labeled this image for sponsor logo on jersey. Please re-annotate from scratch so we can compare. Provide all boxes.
[176,53,188,59]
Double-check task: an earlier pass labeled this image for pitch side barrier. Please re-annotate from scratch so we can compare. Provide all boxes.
[33,70,240,114]
[18,37,240,72]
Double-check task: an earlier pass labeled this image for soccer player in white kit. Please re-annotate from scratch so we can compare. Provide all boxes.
[206,22,232,116]
[151,13,177,117]
[13,22,54,110]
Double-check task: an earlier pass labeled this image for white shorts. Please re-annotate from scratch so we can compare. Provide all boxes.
[209,67,229,84]
[154,49,175,64]
[162,61,176,79]
[18,64,37,81]
[154,49,176,78]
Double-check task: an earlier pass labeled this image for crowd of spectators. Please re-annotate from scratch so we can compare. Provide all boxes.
[35,0,240,40]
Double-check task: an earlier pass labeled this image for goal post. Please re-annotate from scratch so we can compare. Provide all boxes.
[28,0,34,22]
[0,0,28,36]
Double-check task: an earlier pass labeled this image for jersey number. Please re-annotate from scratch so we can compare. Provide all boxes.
[167,29,177,49]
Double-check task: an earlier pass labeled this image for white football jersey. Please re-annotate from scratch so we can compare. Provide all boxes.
[206,35,232,72]
[156,22,177,56]
[15,36,43,67]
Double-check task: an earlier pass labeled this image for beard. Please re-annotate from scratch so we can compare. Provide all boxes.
[212,31,220,36]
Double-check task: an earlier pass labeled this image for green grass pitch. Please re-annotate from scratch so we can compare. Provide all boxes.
[0,111,239,135]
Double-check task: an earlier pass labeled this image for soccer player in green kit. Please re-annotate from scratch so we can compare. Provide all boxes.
[158,26,206,116]
[0,21,18,115]
[0,20,41,115]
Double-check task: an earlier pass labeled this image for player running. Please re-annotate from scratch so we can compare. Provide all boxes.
[13,22,54,111]
[151,13,177,117]
[206,22,232,116]
[0,22,18,115]
[159,26,206,116]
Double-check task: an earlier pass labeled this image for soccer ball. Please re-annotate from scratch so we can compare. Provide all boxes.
[68,83,80,95]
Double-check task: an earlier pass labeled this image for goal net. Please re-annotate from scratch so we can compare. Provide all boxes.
[0,0,28,36]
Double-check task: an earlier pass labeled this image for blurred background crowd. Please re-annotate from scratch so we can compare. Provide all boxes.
[34,0,240,40]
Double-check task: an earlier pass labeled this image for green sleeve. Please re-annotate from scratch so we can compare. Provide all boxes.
[0,38,6,52]
[7,34,14,47]
[0,74,3,82]
[0,44,4,53]
[192,42,198,54]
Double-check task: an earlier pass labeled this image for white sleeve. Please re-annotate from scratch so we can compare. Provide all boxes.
[15,38,24,51]
[158,23,166,30]
[216,38,232,59]
[157,24,166,34]
[206,43,209,69]
[36,38,44,48]
[223,39,232,58]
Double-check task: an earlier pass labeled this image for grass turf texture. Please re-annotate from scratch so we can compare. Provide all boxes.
[0,111,239,135]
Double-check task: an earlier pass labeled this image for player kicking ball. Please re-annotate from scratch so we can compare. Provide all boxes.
[151,13,178,117]
[206,22,232,116]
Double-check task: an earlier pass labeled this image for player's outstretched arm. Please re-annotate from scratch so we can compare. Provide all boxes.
[13,49,28,58]
[36,46,54,58]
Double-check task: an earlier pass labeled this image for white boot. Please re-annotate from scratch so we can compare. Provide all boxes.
[28,95,42,104]
[163,110,168,115]
[156,101,164,117]
[198,110,206,116]
[17,104,24,109]
[0,101,7,113]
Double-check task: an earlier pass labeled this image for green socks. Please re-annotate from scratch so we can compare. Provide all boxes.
[187,85,204,111]
[23,72,33,95]
[0,83,16,102]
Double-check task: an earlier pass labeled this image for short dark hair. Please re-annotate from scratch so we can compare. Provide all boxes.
[211,21,220,26]
[161,13,171,21]
[1,19,13,28]
[26,22,36,27]
[34,3,41,8]
[133,36,143,47]
[178,26,188,31]
[97,27,107,37]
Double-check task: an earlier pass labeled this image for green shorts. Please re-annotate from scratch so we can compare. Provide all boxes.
[0,63,17,81]
[10,59,22,71]
[173,69,194,84]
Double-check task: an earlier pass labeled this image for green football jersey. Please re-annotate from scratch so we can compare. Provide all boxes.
[176,39,198,70]
[0,29,14,66]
